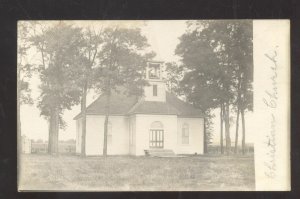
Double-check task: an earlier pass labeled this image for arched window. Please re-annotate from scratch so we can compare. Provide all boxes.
[150,121,164,129]
[107,122,112,145]
[182,123,189,144]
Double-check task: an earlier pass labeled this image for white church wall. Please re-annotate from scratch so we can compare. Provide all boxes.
[177,117,204,154]
[143,81,166,102]
[85,115,129,155]
[85,116,103,155]
[76,114,204,156]
[135,114,178,156]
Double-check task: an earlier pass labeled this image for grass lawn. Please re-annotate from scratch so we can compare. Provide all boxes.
[18,154,255,191]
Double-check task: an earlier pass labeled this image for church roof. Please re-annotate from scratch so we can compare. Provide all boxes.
[127,99,180,115]
[73,90,205,120]
[165,93,205,117]
[73,90,138,120]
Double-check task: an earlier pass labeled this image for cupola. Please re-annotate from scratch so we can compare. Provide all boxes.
[143,61,166,102]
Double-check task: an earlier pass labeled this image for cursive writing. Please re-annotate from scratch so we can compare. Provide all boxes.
[263,48,278,178]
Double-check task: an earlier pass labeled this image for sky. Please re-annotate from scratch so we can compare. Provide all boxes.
[20,20,254,144]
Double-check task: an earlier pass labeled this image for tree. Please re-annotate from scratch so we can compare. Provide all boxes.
[93,27,154,156]
[201,21,236,155]
[224,21,253,154]
[220,103,224,154]
[18,22,35,142]
[78,27,103,157]
[176,20,252,155]
[238,24,253,154]
[17,22,35,184]
[30,22,85,154]
[240,69,253,154]
[175,30,221,153]
[165,61,216,153]
[165,62,183,93]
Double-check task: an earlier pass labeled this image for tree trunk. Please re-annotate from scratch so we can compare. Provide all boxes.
[224,102,231,155]
[48,109,53,154]
[234,108,240,154]
[241,108,246,155]
[81,81,88,157]
[48,108,59,155]
[54,109,59,154]
[220,104,224,154]
[103,93,111,156]
[235,71,242,154]
[203,117,207,154]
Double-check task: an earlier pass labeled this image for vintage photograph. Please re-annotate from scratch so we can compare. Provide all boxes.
[18,20,255,191]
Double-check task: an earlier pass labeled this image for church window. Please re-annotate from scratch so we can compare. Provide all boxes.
[182,123,189,144]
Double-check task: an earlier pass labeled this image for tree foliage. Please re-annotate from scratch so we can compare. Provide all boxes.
[77,27,103,156]
[175,20,253,154]
[17,22,34,165]
[33,24,85,122]
[93,27,154,95]
[18,22,35,105]
[165,62,183,93]
[30,23,86,153]
[92,27,155,155]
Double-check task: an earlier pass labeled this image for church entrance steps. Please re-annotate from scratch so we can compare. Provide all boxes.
[144,149,176,157]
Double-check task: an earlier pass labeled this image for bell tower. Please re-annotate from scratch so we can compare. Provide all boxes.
[144,61,166,102]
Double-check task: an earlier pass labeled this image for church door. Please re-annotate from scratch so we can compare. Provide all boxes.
[149,129,164,148]
[149,121,164,148]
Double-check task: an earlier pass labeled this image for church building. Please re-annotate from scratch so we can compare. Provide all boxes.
[74,61,205,156]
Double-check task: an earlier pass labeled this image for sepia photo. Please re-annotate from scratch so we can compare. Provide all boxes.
[17,20,290,191]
